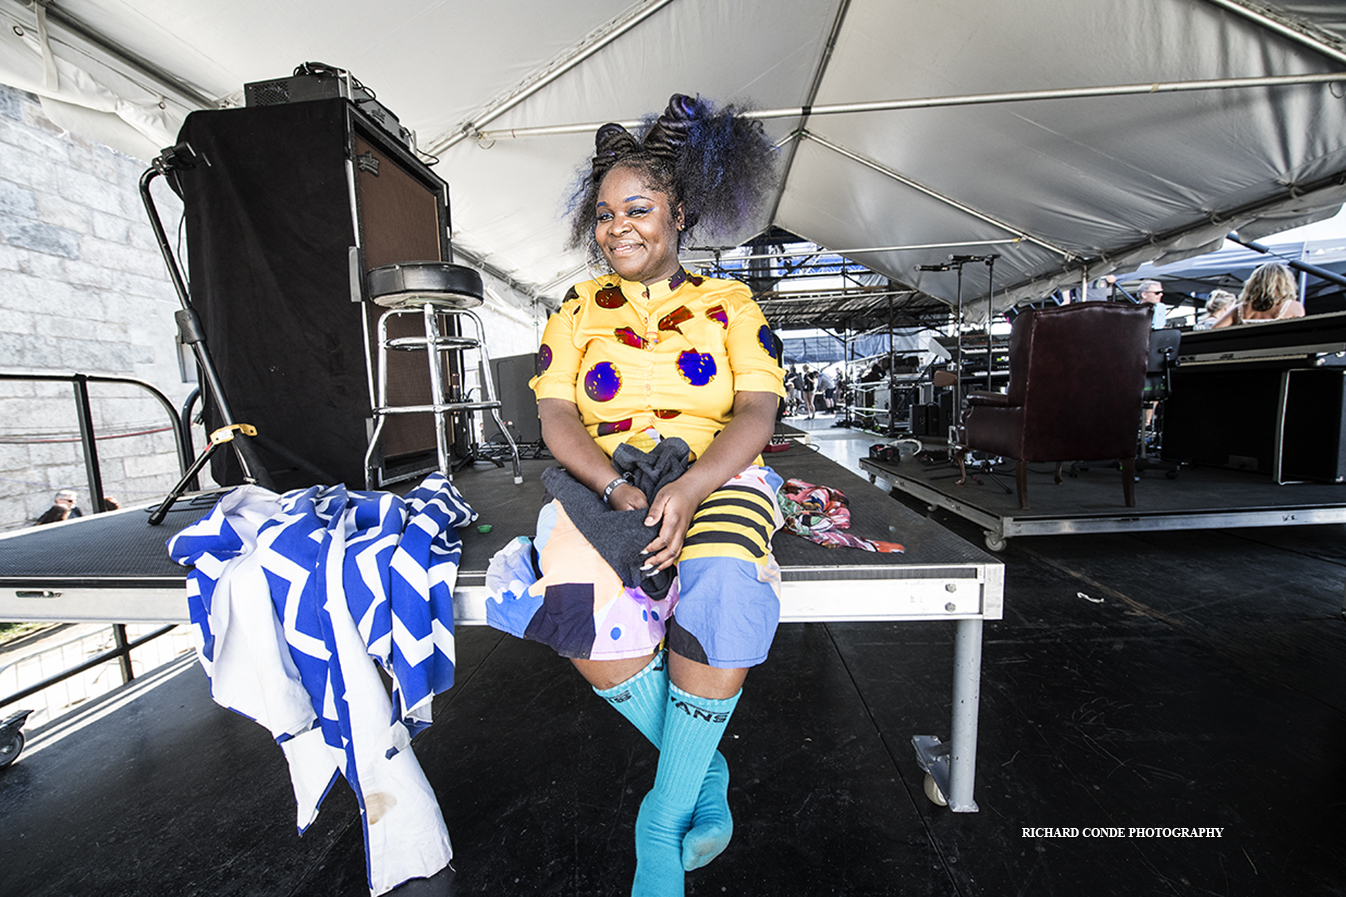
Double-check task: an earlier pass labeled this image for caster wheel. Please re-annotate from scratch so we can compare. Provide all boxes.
[927,504,938,515]
[984,534,1007,552]
[923,773,948,807]
[0,731,24,768]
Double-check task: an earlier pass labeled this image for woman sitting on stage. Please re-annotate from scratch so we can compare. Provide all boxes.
[487,93,783,896]
[1212,262,1306,327]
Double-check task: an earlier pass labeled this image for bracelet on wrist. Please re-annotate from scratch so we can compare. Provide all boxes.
[602,473,633,505]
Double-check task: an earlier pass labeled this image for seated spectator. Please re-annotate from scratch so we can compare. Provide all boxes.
[1138,279,1169,328]
[1195,290,1236,329]
[1212,262,1306,328]
[36,489,81,525]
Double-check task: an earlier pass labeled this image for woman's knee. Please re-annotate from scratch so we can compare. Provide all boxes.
[668,651,748,699]
[572,653,657,690]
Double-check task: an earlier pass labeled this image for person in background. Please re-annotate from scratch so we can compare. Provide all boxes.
[800,364,818,418]
[817,366,836,412]
[1212,262,1306,328]
[1138,279,1169,328]
[101,495,120,511]
[35,489,81,525]
[784,365,802,415]
[1196,290,1236,329]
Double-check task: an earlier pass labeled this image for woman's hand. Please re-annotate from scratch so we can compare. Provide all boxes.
[639,390,779,572]
[608,481,648,512]
[639,477,705,571]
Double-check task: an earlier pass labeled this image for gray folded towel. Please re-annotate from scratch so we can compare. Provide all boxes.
[540,437,691,600]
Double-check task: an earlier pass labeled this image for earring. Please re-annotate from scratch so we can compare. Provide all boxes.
[586,236,614,281]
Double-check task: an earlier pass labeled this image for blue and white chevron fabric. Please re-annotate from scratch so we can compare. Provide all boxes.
[167,473,475,897]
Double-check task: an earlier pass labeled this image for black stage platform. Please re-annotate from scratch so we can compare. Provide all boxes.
[4,513,1345,895]
[0,445,1008,894]
[861,452,1346,554]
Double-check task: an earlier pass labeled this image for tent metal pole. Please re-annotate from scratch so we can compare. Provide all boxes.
[682,239,1019,264]
[802,131,1074,260]
[763,0,855,227]
[996,164,1346,313]
[474,72,1346,141]
[1200,0,1346,67]
[432,0,678,153]
[30,2,217,108]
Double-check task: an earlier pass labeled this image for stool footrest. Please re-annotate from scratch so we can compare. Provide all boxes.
[374,401,503,415]
[387,336,479,351]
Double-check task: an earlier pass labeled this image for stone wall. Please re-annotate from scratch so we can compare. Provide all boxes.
[0,86,547,532]
[0,85,193,531]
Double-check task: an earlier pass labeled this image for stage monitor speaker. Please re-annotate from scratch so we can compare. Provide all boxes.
[1161,367,1281,472]
[177,98,452,490]
[1280,368,1346,483]
[912,402,948,437]
[912,404,929,435]
[487,353,542,445]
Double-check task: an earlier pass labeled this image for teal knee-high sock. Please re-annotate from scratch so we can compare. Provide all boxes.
[594,650,669,744]
[632,684,740,897]
[594,654,734,871]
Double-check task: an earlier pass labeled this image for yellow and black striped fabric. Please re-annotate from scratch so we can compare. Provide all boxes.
[680,483,778,564]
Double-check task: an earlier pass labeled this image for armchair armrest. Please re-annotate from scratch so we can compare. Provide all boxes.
[966,390,1011,407]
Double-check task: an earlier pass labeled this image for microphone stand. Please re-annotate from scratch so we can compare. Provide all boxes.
[983,254,998,392]
[916,260,967,468]
[945,254,1012,494]
[141,143,277,525]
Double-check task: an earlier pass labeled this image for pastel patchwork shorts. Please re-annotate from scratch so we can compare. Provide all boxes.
[485,465,784,668]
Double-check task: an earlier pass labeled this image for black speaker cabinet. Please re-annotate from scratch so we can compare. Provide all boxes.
[1161,367,1281,472]
[1280,368,1346,483]
[1162,365,1346,482]
[487,353,543,445]
[913,402,948,437]
[177,98,452,490]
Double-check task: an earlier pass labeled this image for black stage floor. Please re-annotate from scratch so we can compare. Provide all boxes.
[885,451,1346,518]
[3,429,1346,895]
[861,444,1346,553]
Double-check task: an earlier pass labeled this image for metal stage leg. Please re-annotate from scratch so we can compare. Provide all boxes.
[912,617,983,812]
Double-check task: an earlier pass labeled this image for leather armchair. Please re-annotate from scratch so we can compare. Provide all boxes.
[955,302,1151,509]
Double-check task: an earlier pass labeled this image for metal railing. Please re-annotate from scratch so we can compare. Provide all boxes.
[0,623,179,712]
[0,371,197,511]
[0,371,196,712]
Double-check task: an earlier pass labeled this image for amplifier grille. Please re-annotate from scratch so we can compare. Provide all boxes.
[250,80,290,106]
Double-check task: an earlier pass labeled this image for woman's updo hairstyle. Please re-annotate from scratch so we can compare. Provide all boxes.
[568,93,778,252]
[1240,262,1298,313]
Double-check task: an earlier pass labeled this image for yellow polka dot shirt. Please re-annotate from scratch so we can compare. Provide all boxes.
[530,269,786,459]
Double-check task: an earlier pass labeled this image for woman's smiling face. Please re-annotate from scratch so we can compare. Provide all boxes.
[595,164,683,286]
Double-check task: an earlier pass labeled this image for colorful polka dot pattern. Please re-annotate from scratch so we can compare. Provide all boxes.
[530,271,785,460]
[595,284,626,308]
[677,350,717,386]
[585,361,622,402]
[659,305,693,334]
[757,324,778,360]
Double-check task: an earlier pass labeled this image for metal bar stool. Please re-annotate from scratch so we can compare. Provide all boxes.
[363,261,522,488]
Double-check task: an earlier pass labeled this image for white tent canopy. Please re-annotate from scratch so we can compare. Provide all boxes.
[3,0,1346,323]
